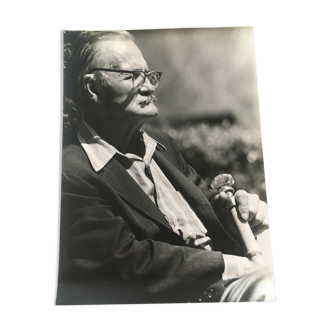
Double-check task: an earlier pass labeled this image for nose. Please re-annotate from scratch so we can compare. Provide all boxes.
[139,77,156,94]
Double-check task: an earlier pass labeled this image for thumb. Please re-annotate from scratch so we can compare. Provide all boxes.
[234,190,249,221]
[215,191,229,205]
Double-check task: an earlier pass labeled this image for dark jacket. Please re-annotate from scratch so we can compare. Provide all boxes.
[56,130,245,305]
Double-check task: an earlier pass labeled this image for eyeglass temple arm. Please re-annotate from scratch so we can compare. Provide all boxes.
[91,68,162,76]
[90,68,133,74]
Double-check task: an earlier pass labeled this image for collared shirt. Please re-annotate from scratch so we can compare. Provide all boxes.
[78,118,212,250]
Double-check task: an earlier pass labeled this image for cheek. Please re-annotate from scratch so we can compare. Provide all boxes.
[103,88,141,113]
[102,83,133,103]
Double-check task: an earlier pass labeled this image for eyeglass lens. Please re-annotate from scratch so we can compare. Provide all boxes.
[134,72,160,88]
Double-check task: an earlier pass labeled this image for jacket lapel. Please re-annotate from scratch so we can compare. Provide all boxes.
[100,157,174,231]
[153,148,246,254]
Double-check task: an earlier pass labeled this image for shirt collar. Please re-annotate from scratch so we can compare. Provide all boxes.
[78,118,166,172]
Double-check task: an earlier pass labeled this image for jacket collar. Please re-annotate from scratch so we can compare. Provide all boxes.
[78,118,167,172]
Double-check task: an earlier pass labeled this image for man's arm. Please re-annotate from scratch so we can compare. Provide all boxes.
[59,170,226,303]
[166,134,269,237]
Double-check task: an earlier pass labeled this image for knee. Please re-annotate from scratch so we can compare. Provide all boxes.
[249,270,276,301]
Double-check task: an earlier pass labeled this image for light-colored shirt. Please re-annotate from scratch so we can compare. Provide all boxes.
[78,118,212,250]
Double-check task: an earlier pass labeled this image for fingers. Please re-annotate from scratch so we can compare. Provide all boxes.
[247,193,260,223]
[236,190,248,221]
[215,190,269,235]
[234,190,261,223]
[249,200,267,227]
[194,236,212,248]
[187,235,212,251]
[235,191,269,234]
[250,201,269,236]
[214,191,229,205]
[234,190,250,221]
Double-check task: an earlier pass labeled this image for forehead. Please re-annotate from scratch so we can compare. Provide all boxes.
[94,40,147,69]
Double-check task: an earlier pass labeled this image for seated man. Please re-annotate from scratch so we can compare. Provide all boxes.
[56,30,274,305]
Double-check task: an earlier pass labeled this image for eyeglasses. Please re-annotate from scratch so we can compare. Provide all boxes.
[90,68,162,88]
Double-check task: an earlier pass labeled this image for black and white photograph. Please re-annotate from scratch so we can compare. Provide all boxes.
[57,28,275,305]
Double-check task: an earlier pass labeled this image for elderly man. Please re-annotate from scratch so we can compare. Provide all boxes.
[57,30,274,305]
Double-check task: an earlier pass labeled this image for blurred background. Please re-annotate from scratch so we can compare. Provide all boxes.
[63,28,267,202]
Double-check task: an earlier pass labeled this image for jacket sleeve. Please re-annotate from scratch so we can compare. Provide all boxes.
[58,169,226,304]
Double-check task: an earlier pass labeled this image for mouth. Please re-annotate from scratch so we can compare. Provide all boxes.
[139,95,157,107]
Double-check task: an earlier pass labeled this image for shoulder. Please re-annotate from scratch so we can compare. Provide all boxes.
[143,128,177,150]
[144,128,188,173]
[62,143,92,175]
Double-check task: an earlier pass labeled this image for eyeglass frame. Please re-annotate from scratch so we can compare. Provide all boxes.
[90,68,162,88]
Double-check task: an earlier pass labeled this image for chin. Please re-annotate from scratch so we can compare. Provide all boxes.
[136,104,159,118]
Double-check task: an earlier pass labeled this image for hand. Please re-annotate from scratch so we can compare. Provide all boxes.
[222,254,267,286]
[214,190,269,237]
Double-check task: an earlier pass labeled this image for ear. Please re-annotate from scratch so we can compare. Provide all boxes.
[83,74,102,104]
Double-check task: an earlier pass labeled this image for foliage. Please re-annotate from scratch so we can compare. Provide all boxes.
[144,120,267,202]
[63,31,81,147]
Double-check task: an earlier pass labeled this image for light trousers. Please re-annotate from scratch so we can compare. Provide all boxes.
[221,268,275,302]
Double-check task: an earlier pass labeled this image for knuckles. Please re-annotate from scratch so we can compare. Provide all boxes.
[234,189,248,199]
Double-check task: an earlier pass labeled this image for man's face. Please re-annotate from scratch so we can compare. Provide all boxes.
[93,40,159,120]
